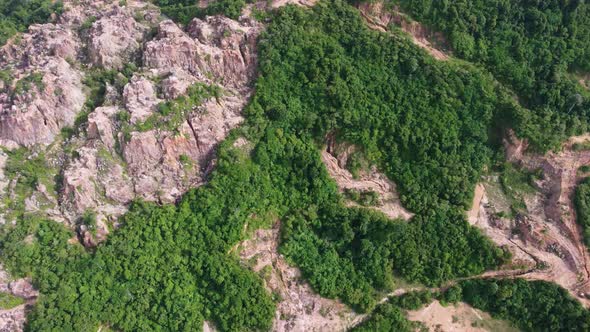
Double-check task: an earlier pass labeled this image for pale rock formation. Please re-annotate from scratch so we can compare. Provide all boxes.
[87,106,118,149]
[0,24,79,65]
[0,20,85,147]
[145,16,259,91]
[160,69,197,99]
[186,16,259,89]
[61,146,133,217]
[88,6,146,69]
[123,76,160,124]
[123,128,201,203]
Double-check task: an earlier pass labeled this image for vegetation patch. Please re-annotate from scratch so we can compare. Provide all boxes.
[130,83,222,133]
[0,291,25,310]
[153,0,253,24]
[344,188,379,207]
[2,148,59,221]
[350,302,418,332]
[458,278,590,331]
[575,177,590,247]
[0,0,63,45]
[390,0,590,151]
[499,162,540,216]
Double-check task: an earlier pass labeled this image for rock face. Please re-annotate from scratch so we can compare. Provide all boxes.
[0,23,85,147]
[123,76,161,124]
[144,16,259,90]
[0,0,262,229]
[88,7,146,69]
[117,15,261,204]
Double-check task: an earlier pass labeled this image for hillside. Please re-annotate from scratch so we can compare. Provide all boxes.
[0,1,589,331]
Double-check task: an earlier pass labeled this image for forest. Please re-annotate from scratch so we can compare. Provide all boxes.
[390,0,590,151]
[459,279,590,331]
[1,0,590,331]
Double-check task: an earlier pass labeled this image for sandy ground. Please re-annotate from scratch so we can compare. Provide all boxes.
[321,146,414,220]
[238,223,360,332]
[357,2,449,61]
[407,301,518,332]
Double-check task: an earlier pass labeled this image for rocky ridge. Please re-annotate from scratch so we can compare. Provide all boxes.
[0,0,262,243]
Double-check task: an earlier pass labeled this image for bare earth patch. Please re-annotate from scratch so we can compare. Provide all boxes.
[357,2,449,61]
[407,300,518,332]
[238,223,360,332]
[468,132,590,307]
[321,145,414,221]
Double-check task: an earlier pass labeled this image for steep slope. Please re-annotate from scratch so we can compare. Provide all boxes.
[0,0,261,236]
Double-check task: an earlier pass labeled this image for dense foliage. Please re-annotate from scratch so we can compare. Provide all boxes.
[390,0,590,150]
[0,0,62,45]
[575,177,590,247]
[388,289,435,310]
[1,174,276,331]
[459,279,590,332]
[254,1,520,214]
[349,302,416,332]
[153,0,251,23]
[249,0,512,310]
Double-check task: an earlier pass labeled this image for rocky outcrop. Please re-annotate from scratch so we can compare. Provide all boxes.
[0,267,36,332]
[185,16,259,89]
[0,18,86,147]
[124,128,202,203]
[118,15,261,204]
[88,7,146,69]
[0,0,262,233]
[0,24,79,65]
[144,16,259,91]
[0,58,85,147]
[123,76,160,124]
[61,145,133,218]
[87,106,118,149]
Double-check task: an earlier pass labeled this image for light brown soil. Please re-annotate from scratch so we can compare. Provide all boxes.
[271,0,317,8]
[407,301,518,332]
[238,222,360,332]
[467,132,590,307]
[321,145,414,221]
[357,2,449,60]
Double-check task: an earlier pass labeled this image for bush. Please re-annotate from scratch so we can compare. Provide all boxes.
[575,178,590,247]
